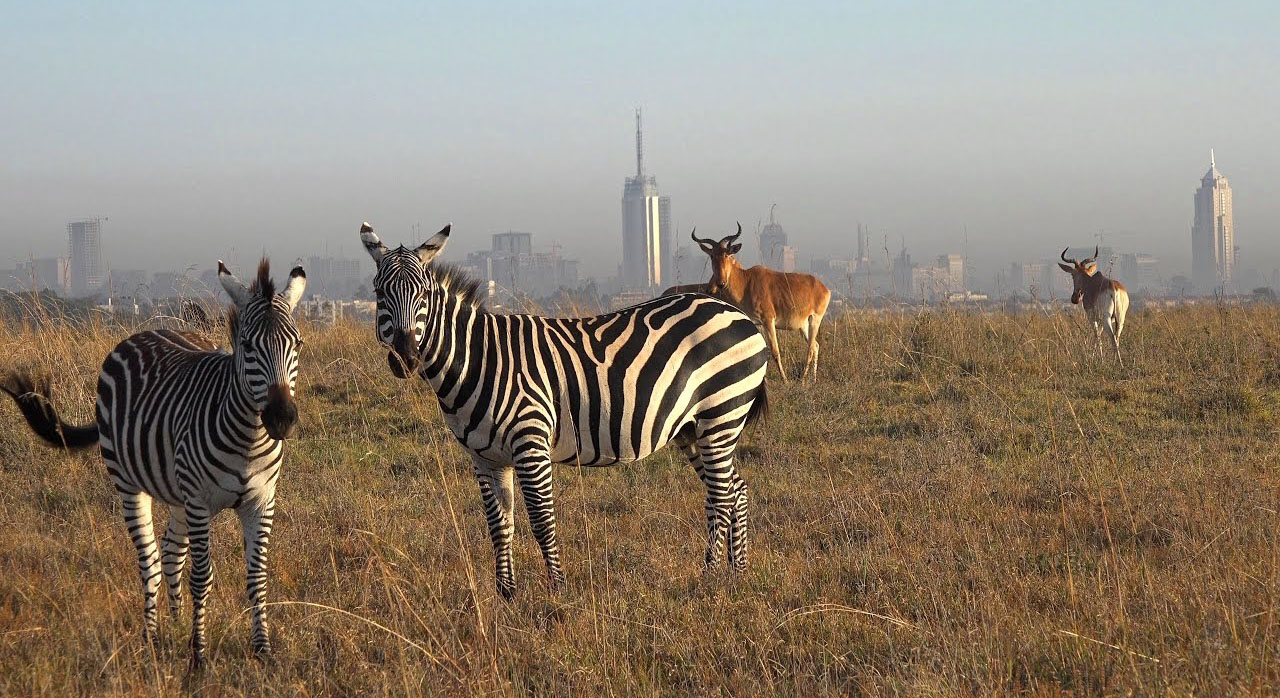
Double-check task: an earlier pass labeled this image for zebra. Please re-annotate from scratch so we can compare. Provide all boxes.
[359,222,770,598]
[1,259,306,669]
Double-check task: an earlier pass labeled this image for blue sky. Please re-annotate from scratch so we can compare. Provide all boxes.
[2,1,1277,280]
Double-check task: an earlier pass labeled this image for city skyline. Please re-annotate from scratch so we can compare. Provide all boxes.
[2,4,1277,283]
[0,150,1261,302]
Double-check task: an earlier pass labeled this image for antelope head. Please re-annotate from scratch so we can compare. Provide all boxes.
[1058,246,1099,305]
[692,223,744,296]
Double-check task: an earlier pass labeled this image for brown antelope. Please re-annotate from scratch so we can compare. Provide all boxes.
[1058,246,1130,364]
[693,224,831,381]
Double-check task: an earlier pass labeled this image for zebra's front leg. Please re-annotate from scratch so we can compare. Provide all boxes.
[161,506,189,617]
[238,497,275,657]
[473,456,517,599]
[119,488,162,645]
[515,447,565,591]
[185,505,214,671]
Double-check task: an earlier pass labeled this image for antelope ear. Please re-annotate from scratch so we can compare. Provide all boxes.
[415,224,451,264]
[729,243,743,255]
[218,261,251,307]
[281,263,307,311]
[360,222,388,263]
[1057,263,1074,274]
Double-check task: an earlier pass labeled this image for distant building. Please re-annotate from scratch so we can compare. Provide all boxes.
[68,217,106,296]
[306,256,365,299]
[1192,150,1235,292]
[468,231,580,303]
[758,205,796,272]
[1008,261,1048,299]
[620,109,673,289]
[937,254,964,294]
[0,257,71,294]
[1118,253,1160,294]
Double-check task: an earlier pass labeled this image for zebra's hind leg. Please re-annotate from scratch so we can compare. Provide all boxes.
[515,444,565,591]
[118,488,162,645]
[238,497,275,657]
[472,456,518,599]
[161,506,189,616]
[727,474,749,572]
[693,432,741,570]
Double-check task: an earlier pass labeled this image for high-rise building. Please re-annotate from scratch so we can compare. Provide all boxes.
[937,254,965,293]
[1192,150,1234,292]
[621,109,672,289]
[68,217,105,296]
[758,205,796,272]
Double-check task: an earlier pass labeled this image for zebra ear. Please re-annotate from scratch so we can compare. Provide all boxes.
[414,223,451,264]
[360,222,388,263]
[217,261,251,308]
[281,264,307,311]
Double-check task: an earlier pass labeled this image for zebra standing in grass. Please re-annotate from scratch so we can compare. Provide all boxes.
[360,222,769,598]
[1,259,306,669]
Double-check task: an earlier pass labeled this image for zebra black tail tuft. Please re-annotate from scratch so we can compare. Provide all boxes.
[0,372,98,450]
[744,381,768,427]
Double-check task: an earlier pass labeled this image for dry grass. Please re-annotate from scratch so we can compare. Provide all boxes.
[1,303,1279,696]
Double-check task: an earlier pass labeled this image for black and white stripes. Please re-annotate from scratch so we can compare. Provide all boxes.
[2,259,306,669]
[361,222,770,597]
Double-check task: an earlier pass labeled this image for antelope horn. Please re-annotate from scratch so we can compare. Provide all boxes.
[1060,247,1077,264]
[1090,245,1100,261]
[726,222,743,244]
[691,228,715,246]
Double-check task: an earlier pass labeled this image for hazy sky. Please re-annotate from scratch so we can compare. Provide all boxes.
[2,1,1277,282]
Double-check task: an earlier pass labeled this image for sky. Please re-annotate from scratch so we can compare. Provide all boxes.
[2,1,1277,285]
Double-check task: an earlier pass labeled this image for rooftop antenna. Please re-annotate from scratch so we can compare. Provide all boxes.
[1210,148,1216,169]
[769,202,777,225]
[635,108,644,179]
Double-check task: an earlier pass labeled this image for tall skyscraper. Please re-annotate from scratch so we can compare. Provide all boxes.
[621,109,672,289]
[758,204,796,271]
[68,217,105,296]
[1192,150,1234,292]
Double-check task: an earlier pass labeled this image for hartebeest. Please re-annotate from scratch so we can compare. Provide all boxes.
[1058,246,1129,364]
[693,224,831,381]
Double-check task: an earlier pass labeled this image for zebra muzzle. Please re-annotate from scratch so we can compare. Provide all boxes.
[262,384,298,440]
[388,330,419,379]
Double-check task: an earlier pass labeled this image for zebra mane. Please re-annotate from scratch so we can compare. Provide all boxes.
[249,258,275,298]
[430,262,486,310]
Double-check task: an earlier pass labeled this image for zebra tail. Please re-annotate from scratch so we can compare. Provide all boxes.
[744,381,768,427]
[0,372,98,450]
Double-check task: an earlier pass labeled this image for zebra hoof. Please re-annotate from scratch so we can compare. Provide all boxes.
[187,652,205,674]
[252,643,274,662]
[497,580,516,601]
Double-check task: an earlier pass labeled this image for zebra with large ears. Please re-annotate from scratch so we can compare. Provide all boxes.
[1,258,307,670]
[360,221,770,599]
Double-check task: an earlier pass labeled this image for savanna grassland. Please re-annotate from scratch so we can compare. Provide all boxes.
[1,301,1278,697]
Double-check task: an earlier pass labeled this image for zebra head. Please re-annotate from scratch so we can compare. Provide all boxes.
[360,222,451,379]
[219,259,307,440]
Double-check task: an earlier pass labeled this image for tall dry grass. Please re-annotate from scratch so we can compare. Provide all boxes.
[0,302,1277,696]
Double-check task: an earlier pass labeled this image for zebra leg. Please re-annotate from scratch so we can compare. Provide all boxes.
[473,456,517,599]
[727,473,750,572]
[237,498,275,656]
[119,488,162,644]
[186,505,214,670]
[694,433,740,570]
[161,506,189,616]
[515,448,565,591]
